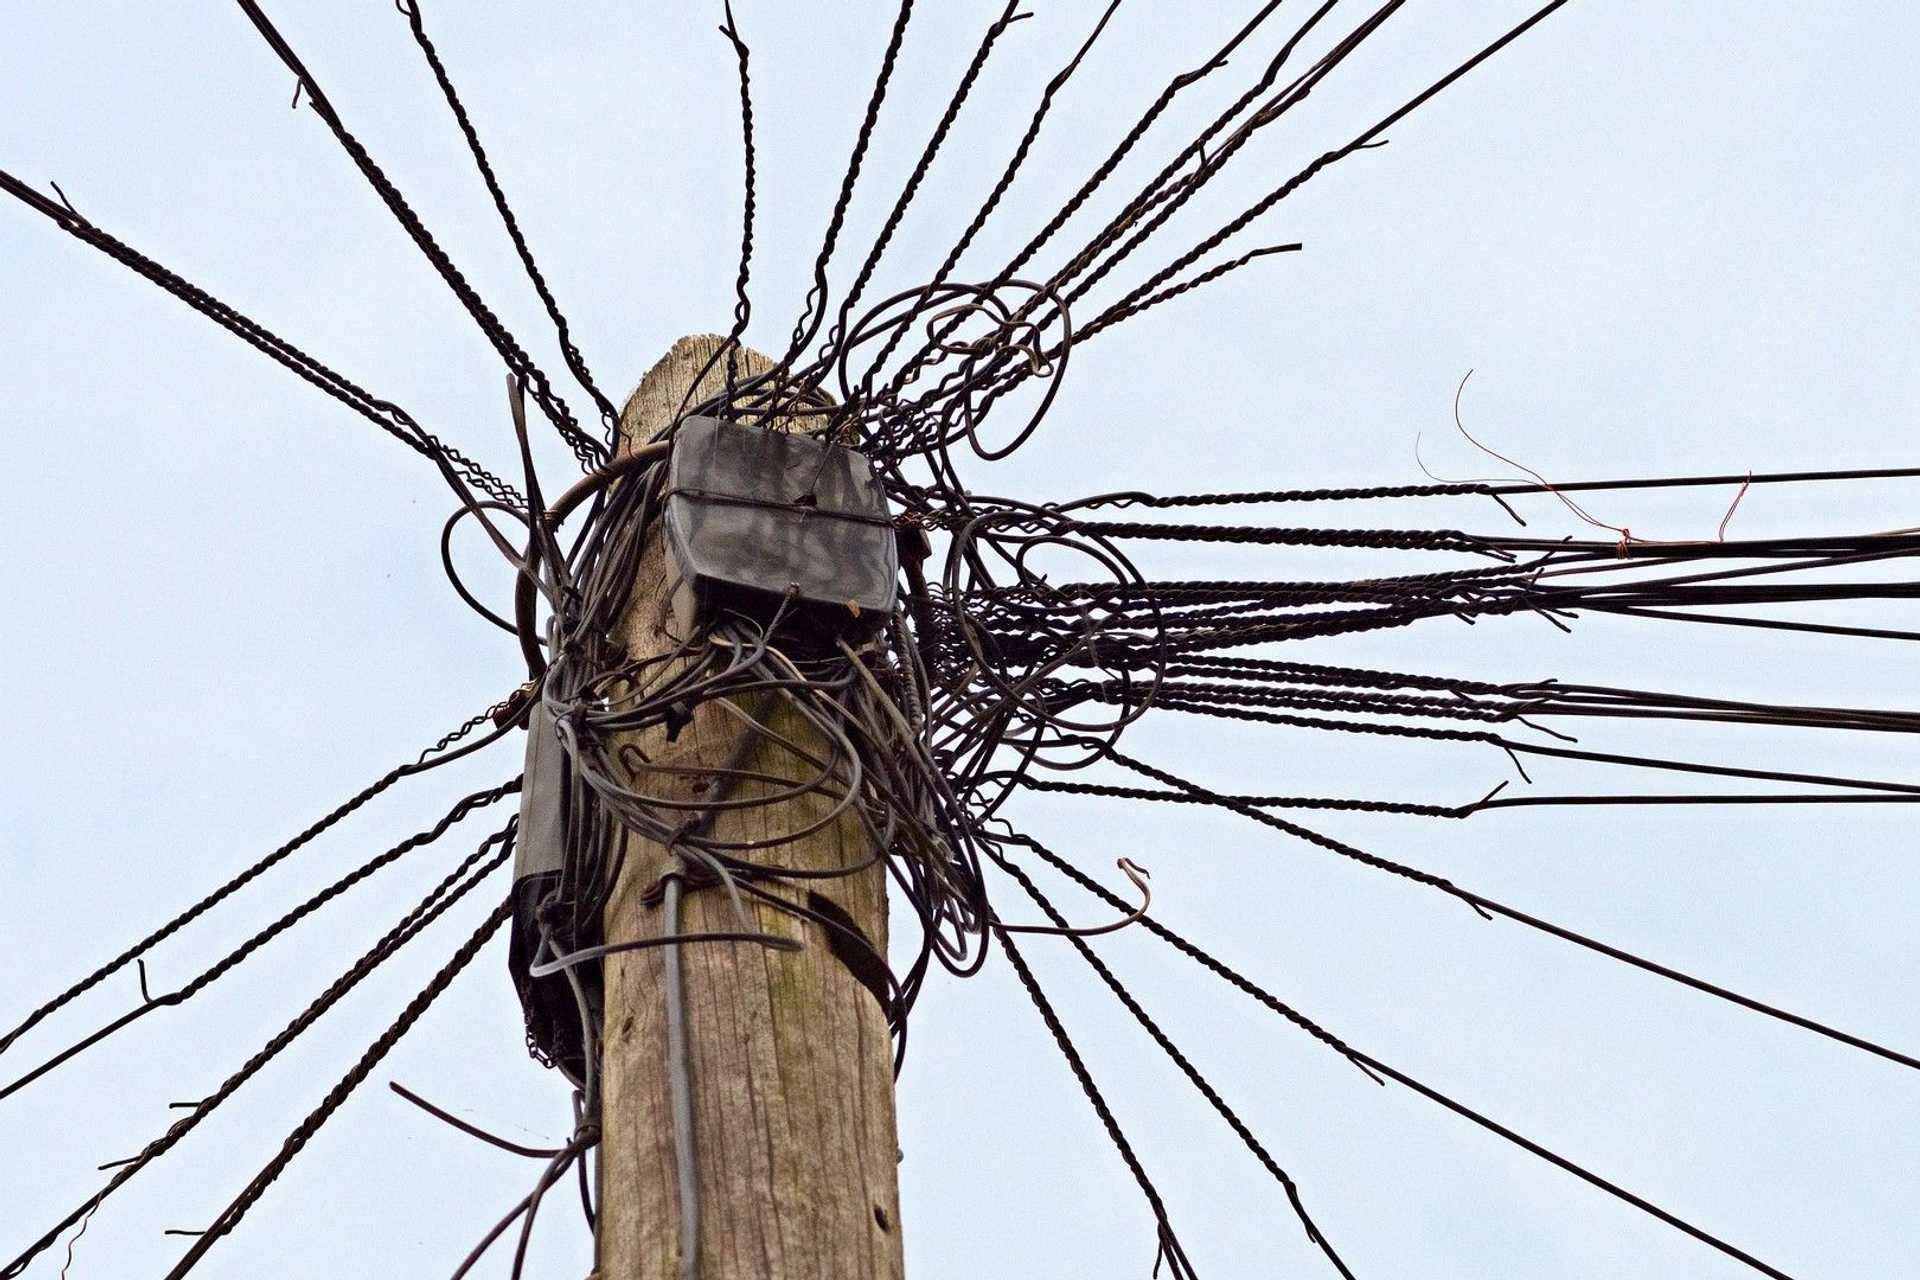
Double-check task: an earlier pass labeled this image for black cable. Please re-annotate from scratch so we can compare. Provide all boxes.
[1006,831,1794,1280]
[233,0,604,467]
[0,168,525,509]
[718,1,758,401]
[0,699,520,1056]
[163,896,516,1276]
[1103,747,1920,1074]
[3,823,517,1279]
[828,1,1027,350]
[400,0,618,432]
[0,779,520,1103]
[993,852,1353,1277]
[992,924,1198,1279]
[779,0,916,369]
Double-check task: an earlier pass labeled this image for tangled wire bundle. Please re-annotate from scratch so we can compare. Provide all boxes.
[6,3,1920,1278]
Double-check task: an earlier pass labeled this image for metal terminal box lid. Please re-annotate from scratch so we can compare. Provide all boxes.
[663,416,898,639]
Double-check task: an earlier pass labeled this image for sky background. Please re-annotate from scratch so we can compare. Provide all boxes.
[4,2,1919,1277]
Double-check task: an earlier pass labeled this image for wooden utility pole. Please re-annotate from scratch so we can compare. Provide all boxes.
[595,336,904,1279]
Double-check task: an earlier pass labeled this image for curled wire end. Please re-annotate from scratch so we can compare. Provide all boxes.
[56,1205,97,1280]
[1000,857,1152,937]
[1717,470,1754,542]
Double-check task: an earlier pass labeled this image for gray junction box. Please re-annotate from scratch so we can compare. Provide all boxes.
[662,416,898,643]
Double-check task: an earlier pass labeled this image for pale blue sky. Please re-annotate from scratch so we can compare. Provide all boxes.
[3,3,1917,1277]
